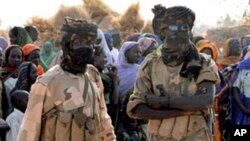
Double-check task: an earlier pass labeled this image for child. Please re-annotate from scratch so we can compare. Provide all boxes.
[6,90,28,141]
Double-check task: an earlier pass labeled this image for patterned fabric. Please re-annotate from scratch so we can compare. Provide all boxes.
[14,62,35,92]
[127,53,219,140]
[138,37,158,56]
[126,33,141,42]
[17,65,116,141]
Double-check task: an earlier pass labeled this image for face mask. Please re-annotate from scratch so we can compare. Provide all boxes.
[161,47,186,66]
[61,44,94,74]
[164,24,191,46]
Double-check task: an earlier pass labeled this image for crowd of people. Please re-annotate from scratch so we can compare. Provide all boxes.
[0,4,249,141]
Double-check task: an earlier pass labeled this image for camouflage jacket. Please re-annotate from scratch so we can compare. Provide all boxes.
[17,65,116,141]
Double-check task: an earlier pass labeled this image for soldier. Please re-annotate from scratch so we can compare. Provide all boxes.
[127,5,220,141]
[17,17,116,141]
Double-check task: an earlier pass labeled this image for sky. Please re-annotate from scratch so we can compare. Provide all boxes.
[0,0,249,30]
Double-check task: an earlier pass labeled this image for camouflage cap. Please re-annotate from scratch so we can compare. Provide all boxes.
[59,17,98,47]
[152,5,195,40]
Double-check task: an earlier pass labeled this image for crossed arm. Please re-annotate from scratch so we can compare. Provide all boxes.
[131,81,215,119]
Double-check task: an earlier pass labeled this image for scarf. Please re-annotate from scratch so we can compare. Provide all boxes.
[115,41,140,96]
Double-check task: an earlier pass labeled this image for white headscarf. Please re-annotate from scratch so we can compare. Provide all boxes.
[96,29,113,65]
[115,41,140,96]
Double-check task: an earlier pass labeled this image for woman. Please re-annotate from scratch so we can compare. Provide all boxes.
[8,26,33,47]
[91,46,119,127]
[13,62,38,92]
[137,37,158,64]
[115,41,146,141]
[1,45,23,119]
[40,41,56,71]
[22,44,44,75]
[232,57,250,125]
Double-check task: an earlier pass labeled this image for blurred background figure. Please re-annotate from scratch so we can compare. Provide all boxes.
[8,26,33,47]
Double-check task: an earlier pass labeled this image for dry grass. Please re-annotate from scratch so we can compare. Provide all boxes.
[26,16,57,46]
[51,5,91,31]
[206,25,250,49]
[83,0,119,18]
[119,2,144,40]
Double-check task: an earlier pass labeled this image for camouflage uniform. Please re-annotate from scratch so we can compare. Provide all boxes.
[127,53,220,141]
[17,64,116,141]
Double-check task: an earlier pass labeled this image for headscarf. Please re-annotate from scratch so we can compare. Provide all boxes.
[1,45,24,81]
[237,57,250,70]
[22,44,44,75]
[9,26,33,47]
[221,38,241,66]
[125,33,141,42]
[115,41,140,96]
[14,62,36,92]
[138,37,158,56]
[0,36,9,51]
[139,33,162,46]
[40,41,56,69]
[96,29,113,65]
[104,32,112,43]
[197,39,219,61]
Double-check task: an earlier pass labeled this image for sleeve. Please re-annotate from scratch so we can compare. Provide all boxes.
[95,72,116,141]
[16,83,47,141]
[196,57,220,84]
[126,59,154,119]
[6,115,19,141]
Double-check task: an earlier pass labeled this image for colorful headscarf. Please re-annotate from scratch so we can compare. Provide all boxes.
[125,33,141,42]
[197,39,219,61]
[115,41,140,96]
[237,57,250,70]
[221,38,241,66]
[138,37,158,56]
[22,44,44,75]
[9,26,33,47]
[22,44,40,57]
[0,36,9,51]
[40,41,56,70]
[139,33,162,46]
